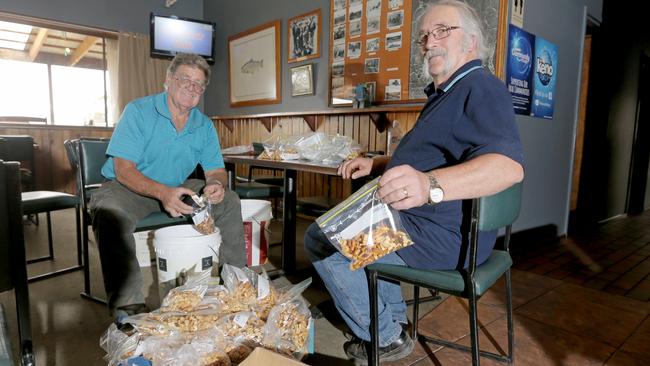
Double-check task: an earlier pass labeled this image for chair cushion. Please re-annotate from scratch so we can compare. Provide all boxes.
[135,212,190,231]
[21,191,79,214]
[366,250,512,297]
[235,182,283,199]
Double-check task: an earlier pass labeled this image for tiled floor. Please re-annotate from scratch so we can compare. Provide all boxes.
[1,208,650,365]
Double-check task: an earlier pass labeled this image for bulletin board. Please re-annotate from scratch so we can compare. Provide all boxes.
[329,0,414,106]
[328,0,507,106]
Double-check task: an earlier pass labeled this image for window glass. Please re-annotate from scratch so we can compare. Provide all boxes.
[0,59,50,121]
[51,65,105,126]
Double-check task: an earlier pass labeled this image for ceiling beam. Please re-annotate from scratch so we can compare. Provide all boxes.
[68,35,98,66]
[28,28,48,61]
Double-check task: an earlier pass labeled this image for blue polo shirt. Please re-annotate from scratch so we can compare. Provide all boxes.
[389,59,524,270]
[101,92,224,187]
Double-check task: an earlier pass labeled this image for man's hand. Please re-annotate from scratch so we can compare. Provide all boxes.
[378,164,430,210]
[203,181,225,205]
[159,186,196,217]
[338,157,373,179]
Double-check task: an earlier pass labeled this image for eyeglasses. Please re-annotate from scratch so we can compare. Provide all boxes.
[417,25,461,46]
[173,76,206,93]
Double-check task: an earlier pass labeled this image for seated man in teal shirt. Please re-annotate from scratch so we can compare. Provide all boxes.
[90,53,245,320]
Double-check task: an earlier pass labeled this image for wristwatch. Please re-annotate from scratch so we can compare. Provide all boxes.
[427,174,444,204]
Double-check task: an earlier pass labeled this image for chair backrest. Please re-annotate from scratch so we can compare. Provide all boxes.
[0,159,34,364]
[0,135,34,163]
[477,182,523,232]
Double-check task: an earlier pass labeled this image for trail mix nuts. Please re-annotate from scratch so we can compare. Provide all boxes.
[272,303,310,351]
[340,226,413,270]
[161,288,204,312]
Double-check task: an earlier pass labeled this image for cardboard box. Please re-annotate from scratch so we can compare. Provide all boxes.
[239,347,308,366]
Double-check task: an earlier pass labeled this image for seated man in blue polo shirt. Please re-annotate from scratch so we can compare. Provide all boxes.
[304,0,525,364]
[90,53,245,320]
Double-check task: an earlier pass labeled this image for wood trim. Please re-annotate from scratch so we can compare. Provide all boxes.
[211,105,422,120]
[0,10,118,39]
[28,28,48,61]
[495,0,509,79]
[69,36,98,66]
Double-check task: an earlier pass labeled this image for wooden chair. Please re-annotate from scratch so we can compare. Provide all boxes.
[64,138,190,304]
[0,160,36,366]
[366,183,523,366]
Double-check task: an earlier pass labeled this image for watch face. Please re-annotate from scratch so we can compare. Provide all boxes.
[430,188,444,203]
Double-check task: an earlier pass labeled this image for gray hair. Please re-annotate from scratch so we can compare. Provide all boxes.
[421,0,489,61]
[166,53,211,85]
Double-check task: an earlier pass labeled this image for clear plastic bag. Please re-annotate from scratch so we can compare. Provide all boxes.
[262,297,312,360]
[221,264,257,305]
[216,311,265,347]
[160,275,209,313]
[316,176,413,270]
[187,194,216,235]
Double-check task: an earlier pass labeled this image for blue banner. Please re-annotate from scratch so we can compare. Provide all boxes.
[506,24,535,116]
[531,36,558,119]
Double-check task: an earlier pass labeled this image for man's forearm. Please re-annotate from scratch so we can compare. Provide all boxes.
[204,168,228,187]
[429,153,524,201]
[114,158,168,200]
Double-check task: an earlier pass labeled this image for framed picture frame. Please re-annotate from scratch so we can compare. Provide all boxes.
[228,20,281,107]
[288,9,321,63]
[290,64,314,96]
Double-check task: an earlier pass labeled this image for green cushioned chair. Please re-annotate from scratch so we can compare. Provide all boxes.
[65,138,191,304]
[21,191,83,282]
[1,160,35,366]
[366,182,523,366]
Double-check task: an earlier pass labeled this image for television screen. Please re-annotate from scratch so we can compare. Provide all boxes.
[150,13,216,64]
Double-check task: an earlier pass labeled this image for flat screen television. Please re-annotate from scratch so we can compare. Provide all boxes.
[150,13,216,64]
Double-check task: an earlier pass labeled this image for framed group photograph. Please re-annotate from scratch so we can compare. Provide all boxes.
[290,64,314,96]
[288,9,321,63]
[228,20,281,107]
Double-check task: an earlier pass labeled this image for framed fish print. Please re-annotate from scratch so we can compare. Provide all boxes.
[228,20,281,107]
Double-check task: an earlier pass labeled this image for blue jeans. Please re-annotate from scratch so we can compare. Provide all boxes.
[304,222,407,347]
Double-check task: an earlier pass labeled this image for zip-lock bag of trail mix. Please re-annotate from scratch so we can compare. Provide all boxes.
[182,194,216,235]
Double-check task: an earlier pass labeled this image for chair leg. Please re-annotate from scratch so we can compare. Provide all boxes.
[46,211,54,260]
[505,268,514,364]
[468,287,481,366]
[367,269,380,366]
[412,285,420,340]
[76,206,82,266]
[80,219,107,304]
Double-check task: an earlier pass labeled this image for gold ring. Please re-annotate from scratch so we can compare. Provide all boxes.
[402,188,408,198]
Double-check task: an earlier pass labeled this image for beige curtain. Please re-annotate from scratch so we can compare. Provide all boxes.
[106,32,170,125]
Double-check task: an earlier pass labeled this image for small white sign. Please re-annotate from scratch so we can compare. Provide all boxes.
[511,0,525,27]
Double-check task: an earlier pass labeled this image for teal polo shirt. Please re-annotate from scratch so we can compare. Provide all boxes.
[101,92,224,187]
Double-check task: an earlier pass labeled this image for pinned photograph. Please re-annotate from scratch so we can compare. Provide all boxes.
[333,43,346,61]
[290,64,314,96]
[364,58,380,74]
[387,10,404,29]
[364,81,376,103]
[349,5,363,22]
[385,79,401,100]
[334,0,347,10]
[350,0,363,5]
[333,24,346,43]
[288,9,321,63]
[349,20,362,37]
[347,41,362,59]
[366,37,380,53]
[332,76,345,88]
[366,0,382,17]
[385,31,402,51]
[332,62,345,77]
[333,9,346,26]
[366,17,380,35]
[388,0,403,9]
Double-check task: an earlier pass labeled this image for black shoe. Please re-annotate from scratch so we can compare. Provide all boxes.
[344,329,414,365]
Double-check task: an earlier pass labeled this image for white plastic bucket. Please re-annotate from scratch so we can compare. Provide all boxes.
[154,225,221,297]
[241,199,272,266]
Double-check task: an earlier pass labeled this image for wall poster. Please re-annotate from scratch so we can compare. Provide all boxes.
[329,0,507,106]
[506,24,557,119]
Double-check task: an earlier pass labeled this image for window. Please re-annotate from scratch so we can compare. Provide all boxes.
[0,15,115,126]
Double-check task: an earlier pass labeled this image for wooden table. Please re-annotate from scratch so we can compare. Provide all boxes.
[223,155,339,274]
